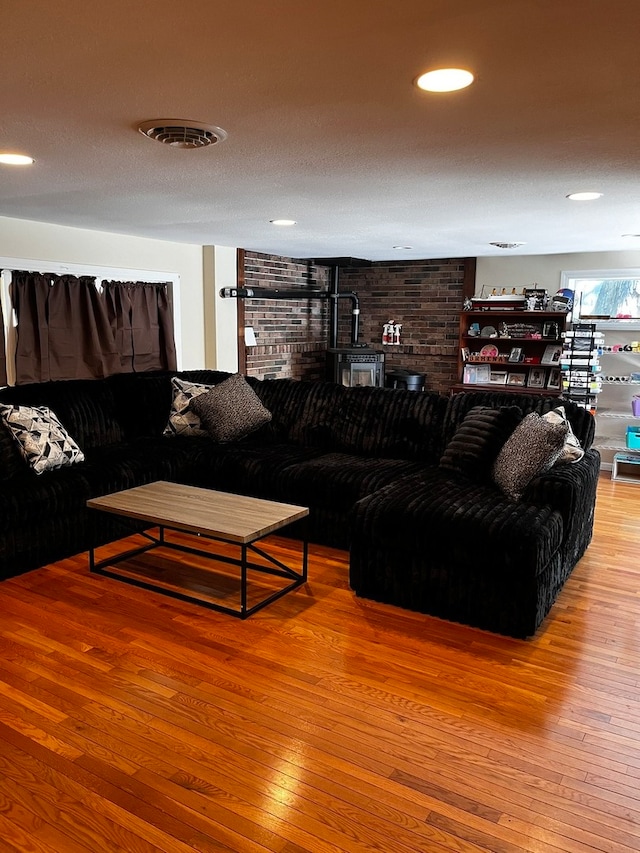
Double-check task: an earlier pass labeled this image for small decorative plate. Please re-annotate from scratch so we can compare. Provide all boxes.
[480,344,499,358]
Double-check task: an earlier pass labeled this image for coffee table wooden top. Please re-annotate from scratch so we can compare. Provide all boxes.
[87,481,309,544]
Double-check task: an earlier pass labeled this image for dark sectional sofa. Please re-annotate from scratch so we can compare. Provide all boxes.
[0,370,599,637]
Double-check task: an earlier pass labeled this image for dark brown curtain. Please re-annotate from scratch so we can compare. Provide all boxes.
[0,297,7,386]
[10,271,121,384]
[103,281,177,372]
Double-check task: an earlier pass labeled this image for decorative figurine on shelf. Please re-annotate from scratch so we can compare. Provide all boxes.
[382,320,403,345]
[551,289,574,312]
[463,296,473,310]
[382,320,394,345]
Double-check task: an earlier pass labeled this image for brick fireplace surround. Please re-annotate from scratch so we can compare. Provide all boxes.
[242,251,475,395]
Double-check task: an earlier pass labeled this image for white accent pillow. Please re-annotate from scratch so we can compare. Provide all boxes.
[163,377,212,437]
[0,404,85,475]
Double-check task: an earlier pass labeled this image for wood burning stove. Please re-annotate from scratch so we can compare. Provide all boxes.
[319,256,385,388]
[327,347,385,387]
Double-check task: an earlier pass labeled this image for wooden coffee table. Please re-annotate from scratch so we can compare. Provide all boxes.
[87,481,309,618]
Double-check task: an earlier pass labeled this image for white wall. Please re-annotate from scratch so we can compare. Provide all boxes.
[0,215,207,368]
[476,250,640,297]
[203,245,238,373]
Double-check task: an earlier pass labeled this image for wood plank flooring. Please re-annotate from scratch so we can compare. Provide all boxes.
[0,473,638,852]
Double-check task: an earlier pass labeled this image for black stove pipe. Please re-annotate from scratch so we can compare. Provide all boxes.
[220,284,362,347]
[330,265,339,349]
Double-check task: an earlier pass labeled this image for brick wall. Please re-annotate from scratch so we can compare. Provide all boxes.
[243,252,330,380]
[339,259,469,393]
[242,252,472,393]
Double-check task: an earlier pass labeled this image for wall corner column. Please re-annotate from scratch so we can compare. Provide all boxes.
[203,245,239,372]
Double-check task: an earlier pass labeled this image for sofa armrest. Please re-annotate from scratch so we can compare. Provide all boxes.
[522,448,600,564]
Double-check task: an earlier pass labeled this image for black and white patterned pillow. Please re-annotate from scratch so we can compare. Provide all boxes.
[0,404,85,475]
[163,377,212,437]
[190,373,272,443]
[492,412,568,500]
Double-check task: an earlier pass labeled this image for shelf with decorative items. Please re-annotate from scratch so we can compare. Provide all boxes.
[558,324,603,415]
[593,328,640,469]
[455,308,567,395]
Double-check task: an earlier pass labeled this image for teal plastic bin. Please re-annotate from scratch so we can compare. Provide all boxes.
[627,425,640,449]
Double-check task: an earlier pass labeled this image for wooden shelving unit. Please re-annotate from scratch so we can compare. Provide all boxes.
[457,308,567,395]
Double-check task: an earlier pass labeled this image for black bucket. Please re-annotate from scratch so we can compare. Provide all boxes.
[385,369,426,391]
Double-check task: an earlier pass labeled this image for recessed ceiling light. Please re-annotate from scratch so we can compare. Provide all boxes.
[622,233,640,238]
[393,245,413,250]
[566,192,603,201]
[0,153,35,165]
[270,219,296,226]
[415,68,474,93]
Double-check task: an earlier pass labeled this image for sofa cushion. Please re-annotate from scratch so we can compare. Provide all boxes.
[248,378,344,446]
[443,389,595,452]
[492,412,569,500]
[108,371,175,439]
[349,468,565,637]
[79,436,212,495]
[329,386,449,462]
[0,417,30,480]
[0,404,85,474]
[351,467,564,578]
[190,373,272,443]
[190,443,328,498]
[0,379,123,450]
[271,452,424,511]
[0,466,95,577]
[439,405,523,482]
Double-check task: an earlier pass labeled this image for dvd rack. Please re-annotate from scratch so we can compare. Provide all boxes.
[560,323,603,412]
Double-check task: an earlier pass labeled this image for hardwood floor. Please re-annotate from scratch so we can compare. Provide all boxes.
[0,473,639,852]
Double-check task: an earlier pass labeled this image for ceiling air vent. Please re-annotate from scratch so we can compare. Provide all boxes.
[138,119,228,149]
[489,242,526,249]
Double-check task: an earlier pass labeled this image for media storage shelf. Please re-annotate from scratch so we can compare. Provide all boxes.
[611,451,640,484]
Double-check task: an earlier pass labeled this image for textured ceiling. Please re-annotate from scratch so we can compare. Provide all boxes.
[2,0,639,261]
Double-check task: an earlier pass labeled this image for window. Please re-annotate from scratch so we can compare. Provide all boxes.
[562,269,640,323]
[1,258,182,385]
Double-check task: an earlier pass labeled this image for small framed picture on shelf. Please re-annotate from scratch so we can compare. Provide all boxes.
[463,364,477,385]
[542,344,562,364]
[507,372,526,387]
[547,368,561,390]
[527,368,546,388]
[542,321,560,339]
[508,347,523,363]
[475,364,491,385]
[523,288,547,311]
[461,346,470,362]
[489,370,508,385]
